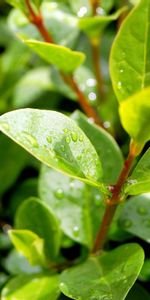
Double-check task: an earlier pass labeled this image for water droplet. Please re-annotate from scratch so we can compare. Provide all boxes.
[77,6,88,18]
[96,7,105,15]
[120,69,124,73]
[55,188,64,199]
[0,122,10,131]
[122,219,132,228]
[117,82,122,90]
[103,121,111,129]
[94,194,101,206]
[137,206,148,215]
[46,136,52,143]
[88,92,97,102]
[60,145,65,152]
[88,117,95,124]
[60,282,69,294]
[70,181,75,189]
[73,225,79,237]
[63,128,69,133]
[66,136,71,144]
[127,179,137,185]
[79,135,84,142]
[86,78,96,87]
[21,132,39,148]
[71,131,78,142]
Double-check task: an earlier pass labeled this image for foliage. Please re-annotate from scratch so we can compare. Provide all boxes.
[0,0,150,299]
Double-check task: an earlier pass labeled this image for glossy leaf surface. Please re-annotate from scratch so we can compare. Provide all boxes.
[60,244,144,300]
[15,197,61,260]
[0,108,104,188]
[125,148,150,195]
[119,87,150,146]
[9,230,47,267]
[72,110,123,184]
[119,193,150,242]
[1,274,60,300]
[23,39,85,73]
[110,0,150,101]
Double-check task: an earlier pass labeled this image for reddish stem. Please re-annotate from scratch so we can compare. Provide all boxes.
[92,140,138,253]
[90,0,100,15]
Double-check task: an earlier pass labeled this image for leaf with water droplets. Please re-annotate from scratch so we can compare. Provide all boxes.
[79,7,126,37]
[0,108,104,189]
[119,87,150,147]
[60,243,144,300]
[119,193,150,243]
[110,0,150,102]
[8,229,47,267]
[124,147,150,195]
[15,197,61,261]
[39,165,105,248]
[1,273,60,300]
[22,39,85,73]
[72,110,123,184]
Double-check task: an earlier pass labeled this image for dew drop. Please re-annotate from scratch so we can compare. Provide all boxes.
[137,206,148,215]
[79,135,84,142]
[86,78,96,87]
[77,6,88,18]
[55,188,64,199]
[120,69,124,73]
[127,179,137,185]
[70,181,75,189]
[59,282,69,294]
[73,225,79,237]
[88,117,95,124]
[94,194,101,206]
[0,122,10,131]
[71,131,78,142]
[63,128,69,133]
[66,136,71,144]
[88,92,97,102]
[21,131,39,148]
[46,136,52,143]
[117,82,122,90]
[122,219,132,228]
[96,7,105,15]
[103,121,111,129]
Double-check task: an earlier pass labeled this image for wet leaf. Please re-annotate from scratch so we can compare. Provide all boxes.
[0,108,104,188]
[119,193,150,243]
[110,0,150,101]
[60,243,144,300]
[15,197,61,261]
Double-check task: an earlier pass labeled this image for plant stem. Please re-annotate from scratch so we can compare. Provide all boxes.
[25,0,103,127]
[91,39,105,102]
[90,0,100,15]
[92,140,140,254]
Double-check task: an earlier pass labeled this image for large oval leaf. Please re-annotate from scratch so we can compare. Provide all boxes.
[72,110,123,184]
[1,274,60,300]
[15,197,61,261]
[110,0,150,102]
[124,147,150,195]
[23,39,85,73]
[60,243,144,300]
[119,87,150,147]
[119,193,150,243]
[0,108,104,188]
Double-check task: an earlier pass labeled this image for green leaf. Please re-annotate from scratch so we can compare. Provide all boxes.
[3,249,42,275]
[7,0,43,14]
[119,193,150,242]
[126,283,150,300]
[15,197,61,261]
[79,8,126,37]
[1,274,60,300]
[119,87,150,146]
[60,243,144,300]
[72,110,123,184]
[139,259,150,282]
[110,0,150,102]
[23,39,85,73]
[124,148,150,195]
[9,230,47,267]
[0,108,104,188]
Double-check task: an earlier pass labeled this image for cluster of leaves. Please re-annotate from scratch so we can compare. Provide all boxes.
[0,0,150,299]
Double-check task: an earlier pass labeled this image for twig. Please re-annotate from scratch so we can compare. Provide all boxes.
[90,0,101,16]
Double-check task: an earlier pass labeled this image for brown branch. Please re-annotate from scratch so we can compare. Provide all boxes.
[25,0,103,127]
[92,140,140,253]
[90,0,101,16]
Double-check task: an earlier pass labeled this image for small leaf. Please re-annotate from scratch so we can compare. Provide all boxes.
[15,197,61,261]
[9,230,47,267]
[139,259,150,282]
[119,193,150,243]
[0,108,104,188]
[23,39,85,73]
[119,87,150,147]
[79,8,126,37]
[124,148,150,195]
[60,243,144,300]
[110,0,150,101]
[72,110,123,184]
[1,274,60,300]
